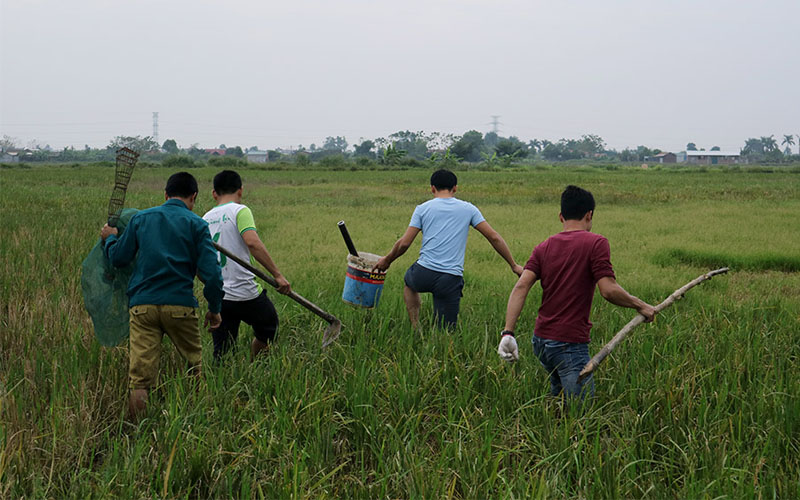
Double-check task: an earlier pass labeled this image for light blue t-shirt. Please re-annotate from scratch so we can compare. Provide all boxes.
[409,197,486,276]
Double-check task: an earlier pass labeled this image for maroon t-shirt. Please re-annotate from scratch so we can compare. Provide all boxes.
[524,230,616,344]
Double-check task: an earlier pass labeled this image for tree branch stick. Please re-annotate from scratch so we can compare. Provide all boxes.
[578,267,729,382]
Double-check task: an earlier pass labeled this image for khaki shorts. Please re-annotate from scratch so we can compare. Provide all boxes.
[129,304,201,390]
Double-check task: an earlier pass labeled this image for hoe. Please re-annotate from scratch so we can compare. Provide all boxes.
[213,242,343,348]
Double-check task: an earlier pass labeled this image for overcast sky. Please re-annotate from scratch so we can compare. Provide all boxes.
[1,0,798,152]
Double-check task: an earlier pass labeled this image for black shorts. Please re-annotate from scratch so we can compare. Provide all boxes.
[212,290,278,359]
[404,262,464,328]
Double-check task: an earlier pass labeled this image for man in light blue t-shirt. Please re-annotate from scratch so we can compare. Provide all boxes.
[374,169,522,329]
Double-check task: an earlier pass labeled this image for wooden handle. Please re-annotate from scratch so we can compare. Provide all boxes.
[212,242,339,324]
[578,267,729,381]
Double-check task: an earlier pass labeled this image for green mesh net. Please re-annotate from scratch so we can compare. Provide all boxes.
[81,208,139,347]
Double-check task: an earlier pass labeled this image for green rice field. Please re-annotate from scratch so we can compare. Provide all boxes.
[1,164,799,498]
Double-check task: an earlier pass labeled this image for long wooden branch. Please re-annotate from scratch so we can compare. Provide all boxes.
[578,267,729,382]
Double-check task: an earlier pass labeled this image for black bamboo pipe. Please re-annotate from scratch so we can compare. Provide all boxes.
[337,220,359,257]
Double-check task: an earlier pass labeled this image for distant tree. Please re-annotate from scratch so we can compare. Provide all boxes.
[781,134,795,153]
[323,136,348,153]
[450,130,485,162]
[388,131,429,159]
[577,134,606,157]
[225,146,244,157]
[483,131,499,149]
[354,139,375,158]
[741,137,764,157]
[381,143,407,165]
[760,135,778,153]
[309,143,317,151]
[495,136,528,159]
[162,139,179,154]
[686,142,698,151]
[528,139,542,154]
[1,135,18,151]
[108,135,159,153]
[742,136,783,162]
[426,132,456,151]
[710,146,721,151]
[218,144,227,150]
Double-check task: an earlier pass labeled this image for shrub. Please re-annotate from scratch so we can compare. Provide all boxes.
[208,156,247,168]
[162,155,200,169]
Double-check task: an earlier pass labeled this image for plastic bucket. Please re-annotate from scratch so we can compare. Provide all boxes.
[342,252,386,308]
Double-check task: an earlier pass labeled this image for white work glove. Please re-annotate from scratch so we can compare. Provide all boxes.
[497,331,519,362]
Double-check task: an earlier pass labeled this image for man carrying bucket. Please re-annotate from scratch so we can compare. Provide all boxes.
[203,170,292,360]
[373,169,523,329]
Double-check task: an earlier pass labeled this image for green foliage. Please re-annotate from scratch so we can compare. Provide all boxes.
[162,155,201,169]
[654,248,800,272]
[353,139,375,158]
[108,135,160,153]
[450,130,485,162]
[294,152,311,167]
[494,136,528,159]
[322,136,348,153]
[381,142,407,165]
[162,139,179,154]
[208,156,247,168]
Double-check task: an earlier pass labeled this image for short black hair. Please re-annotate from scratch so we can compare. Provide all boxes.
[213,170,242,195]
[165,172,199,198]
[430,169,457,191]
[560,185,595,220]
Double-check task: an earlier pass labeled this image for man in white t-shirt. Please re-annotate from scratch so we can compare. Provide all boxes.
[203,170,291,360]
[374,169,522,329]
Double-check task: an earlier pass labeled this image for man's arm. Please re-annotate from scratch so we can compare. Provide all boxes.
[195,223,224,321]
[242,230,291,294]
[597,276,656,322]
[474,221,523,276]
[101,221,137,268]
[373,226,421,272]
[504,269,538,332]
[497,269,538,362]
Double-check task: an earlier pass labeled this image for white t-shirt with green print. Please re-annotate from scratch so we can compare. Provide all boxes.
[203,202,263,301]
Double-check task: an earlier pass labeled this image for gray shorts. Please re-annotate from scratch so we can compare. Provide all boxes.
[404,262,464,329]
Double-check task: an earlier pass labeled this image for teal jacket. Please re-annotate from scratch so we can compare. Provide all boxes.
[104,198,224,313]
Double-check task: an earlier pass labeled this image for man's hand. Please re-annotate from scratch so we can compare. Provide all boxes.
[497,333,519,362]
[637,303,656,323]
[372,256,391,273]
[204,311,222,331]
[274,274,292,295]
[100,224,118,241]
[511,264,524,277]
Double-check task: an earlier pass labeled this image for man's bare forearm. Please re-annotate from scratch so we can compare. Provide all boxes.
[504,284,529,332]
[489,234,518,269]
[248,240,284,278]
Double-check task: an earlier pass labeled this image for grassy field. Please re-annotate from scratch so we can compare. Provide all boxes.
[1,164,799,498]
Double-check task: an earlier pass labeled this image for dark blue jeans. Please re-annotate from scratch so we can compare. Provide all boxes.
[532,336,594,399]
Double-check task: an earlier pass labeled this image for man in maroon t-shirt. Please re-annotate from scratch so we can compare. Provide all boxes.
[497,185,655,399]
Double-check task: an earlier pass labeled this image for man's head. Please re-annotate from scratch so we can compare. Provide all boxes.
[430,169,457,193]
[213,170,243,196]
[165,172,199,209]
[560,185,595,224]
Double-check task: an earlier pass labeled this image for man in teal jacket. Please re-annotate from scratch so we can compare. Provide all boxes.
[101,171,224,419]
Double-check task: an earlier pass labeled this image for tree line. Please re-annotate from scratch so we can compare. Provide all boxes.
[2,131,799,165]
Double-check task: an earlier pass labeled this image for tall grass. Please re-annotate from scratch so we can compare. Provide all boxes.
[1,166,798,497]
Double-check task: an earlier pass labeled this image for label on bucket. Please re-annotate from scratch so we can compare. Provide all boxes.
[346,266,386,285]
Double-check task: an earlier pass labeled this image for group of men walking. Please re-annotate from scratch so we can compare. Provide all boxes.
[100,168,654,419]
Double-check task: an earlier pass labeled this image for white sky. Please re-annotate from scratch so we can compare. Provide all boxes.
[1,0,798,152]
